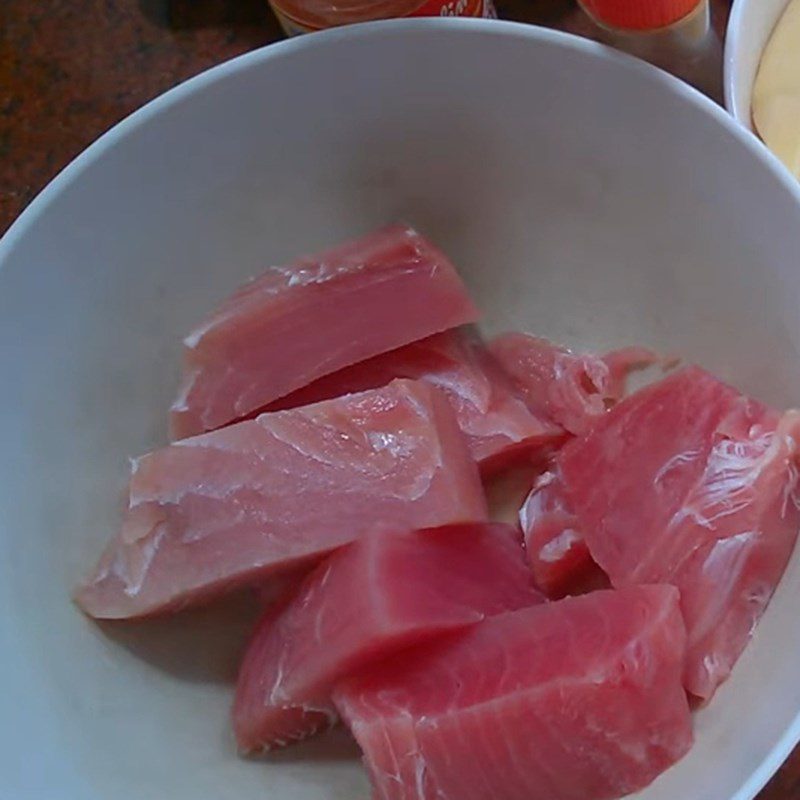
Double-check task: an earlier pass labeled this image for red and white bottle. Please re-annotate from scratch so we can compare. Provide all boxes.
[269,0,495,36]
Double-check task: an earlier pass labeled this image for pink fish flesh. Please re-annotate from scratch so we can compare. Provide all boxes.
[334,585,692,800]
[75,380,488,619]
[558,366,800,698]
[519,467,598,598]
[233,523,543,752]
[170,226,479,439]
[489,333,659,435]
[265,330,564,475]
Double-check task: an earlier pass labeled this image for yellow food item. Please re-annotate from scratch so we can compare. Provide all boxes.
[753,0,800,178]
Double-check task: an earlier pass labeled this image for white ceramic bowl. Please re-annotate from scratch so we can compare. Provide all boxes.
[724,0,790,128]
[3,19,800,800]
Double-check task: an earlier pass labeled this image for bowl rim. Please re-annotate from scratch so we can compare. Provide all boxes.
[723,0,791,128]
[4,16,800,264]
[2,17,800,800]
[724,0,752,125]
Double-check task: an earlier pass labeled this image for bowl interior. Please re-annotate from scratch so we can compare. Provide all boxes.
[3,20,800,800]
[725,0,790,128]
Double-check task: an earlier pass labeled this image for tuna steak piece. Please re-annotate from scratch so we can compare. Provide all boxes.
[519,468,597,598]
[170,226,479,439]
[76,380,488,619]
[233,523,543,752]
[558,366,800,699]
[334,585,692,800]
[266,330,564,475]
[489,333,658,435]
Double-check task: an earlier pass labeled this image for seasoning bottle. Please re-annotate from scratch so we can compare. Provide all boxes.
[577,0,722,100]
[269,0,495,36]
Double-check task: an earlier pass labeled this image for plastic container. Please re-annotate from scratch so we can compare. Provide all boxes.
[579,0,722,98]
[268,0,494,35]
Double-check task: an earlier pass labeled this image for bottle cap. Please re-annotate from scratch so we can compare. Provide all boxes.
[579,0,701,31]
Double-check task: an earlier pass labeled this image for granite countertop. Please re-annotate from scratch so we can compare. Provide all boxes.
[2,1,798,797]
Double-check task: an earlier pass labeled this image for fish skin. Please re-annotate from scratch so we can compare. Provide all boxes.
[75,380,488,620]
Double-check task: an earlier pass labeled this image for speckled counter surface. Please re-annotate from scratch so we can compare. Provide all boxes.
[2,1,798,797]
[0,0,281,231]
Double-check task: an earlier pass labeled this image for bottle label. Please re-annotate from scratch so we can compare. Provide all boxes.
[409,0,493,18]
[272,0,495,36]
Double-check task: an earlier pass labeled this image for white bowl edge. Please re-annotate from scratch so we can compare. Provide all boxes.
[4,19,800,800]
[723,0,790,128]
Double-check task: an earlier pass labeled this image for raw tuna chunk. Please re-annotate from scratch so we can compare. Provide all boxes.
[334,585,692,800]
[558,366,800,698]
[170,226,479,439]
[267,330,564,475]
[76,380,488,619]
[519,468,596,597]
[489,333,658,435]
[233,523,543,752]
